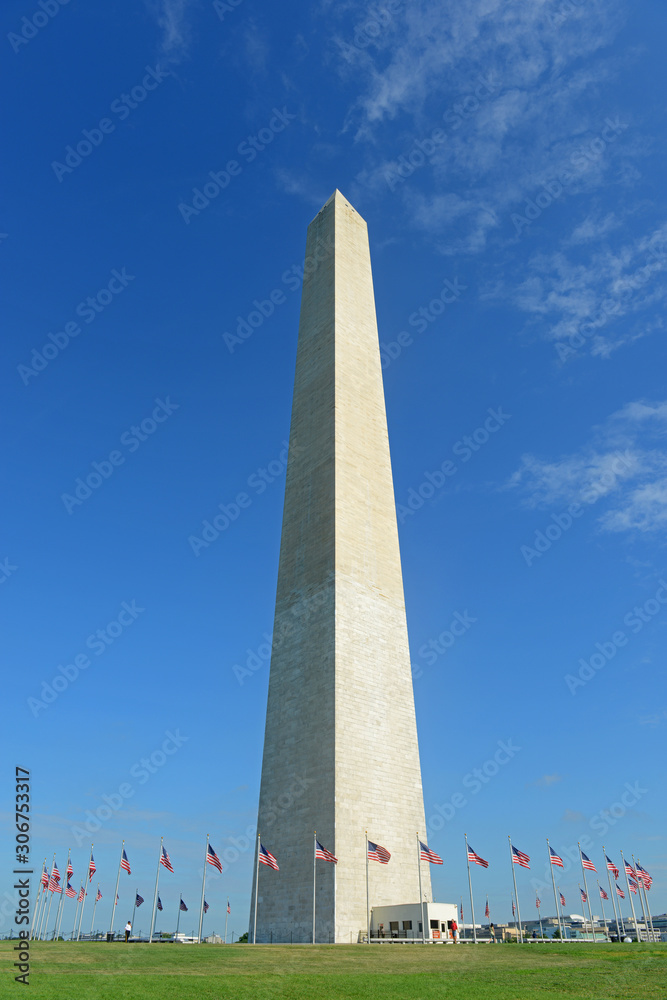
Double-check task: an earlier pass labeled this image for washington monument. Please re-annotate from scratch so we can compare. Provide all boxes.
[250,190,431,943]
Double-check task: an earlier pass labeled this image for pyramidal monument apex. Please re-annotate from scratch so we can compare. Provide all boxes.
[250,190,434,944]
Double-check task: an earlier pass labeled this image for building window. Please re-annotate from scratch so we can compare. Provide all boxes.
[403,921,412,931]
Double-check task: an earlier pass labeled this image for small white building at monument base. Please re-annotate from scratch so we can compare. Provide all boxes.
[370,902,459,941]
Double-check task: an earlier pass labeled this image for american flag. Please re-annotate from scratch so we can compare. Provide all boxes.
[484,899,490,918]
[535,896,541,909]
[460,903,463,921]
[549,847,564,867]
[160,846,174,873]
[559,892,566,907]
[136,893,144,907]
[207,844,223,873]
[259,843,279,870]
[466,845,488,868]
[367,841,391,864]
[316,840,338,864]
[599,886,608,900]
[511,899,516,917]
[203,900,209,914]
[48,865,62,892]
[580,851,596,872]
[88,854,96,881]
[420,841,443,865]
[96,889,102,902]
[606,856,619,880]
[115,894,119,906]
[227,901,231,915]
[179,899,188,912]
[511,846,530,869]
[616,885,625,899]
[77,886,85,903]
[157,895,163,911]
[628,879,638,895]
[623,860,635,879]
[67,860,73,880]
[636,864,652,889]
[121,850,131,875]
[40,864,48,889]
[65,882,76,898]
[580,888,587,903]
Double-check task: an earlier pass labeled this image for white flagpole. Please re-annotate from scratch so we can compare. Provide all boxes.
[546,840,563,942]
[620,851,639,940]
[577,843,596,941]
[417,834,424,944]
[602,847,621,941]
[636,859,655,938]
[464,834,477,943]
[77,845,94,941]
[556,886,566,939]
[597,883,607,939]
[90,885,100,937]
[224,898,229,944]
[109,841,124,939]
[536,893,543,939]
[631,854,648,938]
[176,895,183,939]
[508,837,523,944]
[198,835,209,944]
[71,884,83,941]
[30,865,47,941]
[43,854,56,940]
[253,834,260,944]
[54,849,70,941]
[312,831,317,945]
[131,888,138,937]
[148,837,164,944]
[365,831,370,945]
[30,883,44,942]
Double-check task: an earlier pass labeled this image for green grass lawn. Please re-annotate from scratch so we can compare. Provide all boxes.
[2,941,665,999]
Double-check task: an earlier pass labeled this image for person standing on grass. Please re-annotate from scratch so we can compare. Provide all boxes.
[451,919,458,943]
[125,921,132,942]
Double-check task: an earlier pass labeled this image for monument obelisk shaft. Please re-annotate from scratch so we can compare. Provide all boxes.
[251,190,430,943]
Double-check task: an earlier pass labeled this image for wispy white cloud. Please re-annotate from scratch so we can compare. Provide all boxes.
[150,0,193,62]
[497,222,667,355]
[506,400,667,534]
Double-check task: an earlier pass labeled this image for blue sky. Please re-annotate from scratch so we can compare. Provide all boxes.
[2,0,666,938]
